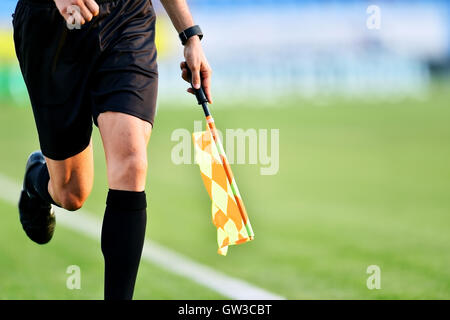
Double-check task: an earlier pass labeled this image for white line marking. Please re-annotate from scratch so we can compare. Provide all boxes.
[0,173,285,300]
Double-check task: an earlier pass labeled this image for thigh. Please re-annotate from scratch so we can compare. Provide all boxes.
[97,112,152,191]
[46,141,94,201]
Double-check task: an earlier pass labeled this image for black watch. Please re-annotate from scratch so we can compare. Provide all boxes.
[179,25,203,45]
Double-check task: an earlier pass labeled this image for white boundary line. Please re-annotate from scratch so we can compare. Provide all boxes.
[0,173,285,300]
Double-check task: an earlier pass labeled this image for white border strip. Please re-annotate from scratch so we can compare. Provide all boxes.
[0,173,284,300]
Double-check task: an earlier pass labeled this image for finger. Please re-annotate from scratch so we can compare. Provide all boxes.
[78,2,93,22]
[85,0,100,16]
[180,61,187,70]
[75,10,85,25]
[201,67,213,104]
[190,66,201,89]
[181,69,190,82]
[202,81,212,104]
[187,88,195,95]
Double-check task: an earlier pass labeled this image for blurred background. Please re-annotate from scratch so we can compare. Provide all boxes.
[0,0,449,299]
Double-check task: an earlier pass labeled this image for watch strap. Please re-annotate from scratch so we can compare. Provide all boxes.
[179,25,203,45]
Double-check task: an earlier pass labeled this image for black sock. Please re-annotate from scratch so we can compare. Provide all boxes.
[26,162,57,206]
[101,189,147,300]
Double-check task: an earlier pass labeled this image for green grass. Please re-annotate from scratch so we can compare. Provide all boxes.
[0,84,449,299]
[0,200,224,299]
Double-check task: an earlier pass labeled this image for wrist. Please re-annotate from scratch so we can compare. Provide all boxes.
[185,35,201,46]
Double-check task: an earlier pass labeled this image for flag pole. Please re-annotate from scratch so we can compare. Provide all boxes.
[187,68,254,240]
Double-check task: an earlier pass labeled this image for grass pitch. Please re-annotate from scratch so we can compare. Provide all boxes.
[0,84,449,299]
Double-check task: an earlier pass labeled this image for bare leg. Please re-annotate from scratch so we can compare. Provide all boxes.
[97,112,151,300]
[98,113,151,191]
[46,141,94,211]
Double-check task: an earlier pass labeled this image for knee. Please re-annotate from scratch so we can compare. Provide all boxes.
[119,153,148,179]
[107,152,148,191]
[57,186,90,211]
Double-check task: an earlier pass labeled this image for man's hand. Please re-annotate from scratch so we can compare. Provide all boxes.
[54,0,99,26]
[181,36,213,104]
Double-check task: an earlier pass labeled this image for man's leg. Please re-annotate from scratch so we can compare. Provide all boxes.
[46,142,94,211]
[97,112,151,300]
[19,143,94,244]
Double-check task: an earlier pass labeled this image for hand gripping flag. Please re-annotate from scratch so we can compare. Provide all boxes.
[193,116,254,255]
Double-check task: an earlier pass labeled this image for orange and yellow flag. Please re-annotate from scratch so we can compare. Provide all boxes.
[193,119,254,255]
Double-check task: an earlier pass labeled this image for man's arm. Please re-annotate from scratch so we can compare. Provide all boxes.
[160,0,213,103]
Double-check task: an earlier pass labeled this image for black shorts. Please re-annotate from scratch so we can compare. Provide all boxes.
[13,0,158,160]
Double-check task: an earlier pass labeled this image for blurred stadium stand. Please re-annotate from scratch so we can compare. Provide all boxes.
[0,0,449,104]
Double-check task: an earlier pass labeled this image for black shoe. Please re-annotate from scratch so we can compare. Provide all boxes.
[18,151,55,245]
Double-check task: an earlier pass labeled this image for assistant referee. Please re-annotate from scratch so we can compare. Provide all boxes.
[13,0,212,300]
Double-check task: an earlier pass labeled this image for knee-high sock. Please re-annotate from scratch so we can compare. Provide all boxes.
[26,162,56,205]
[101,189,147,300]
